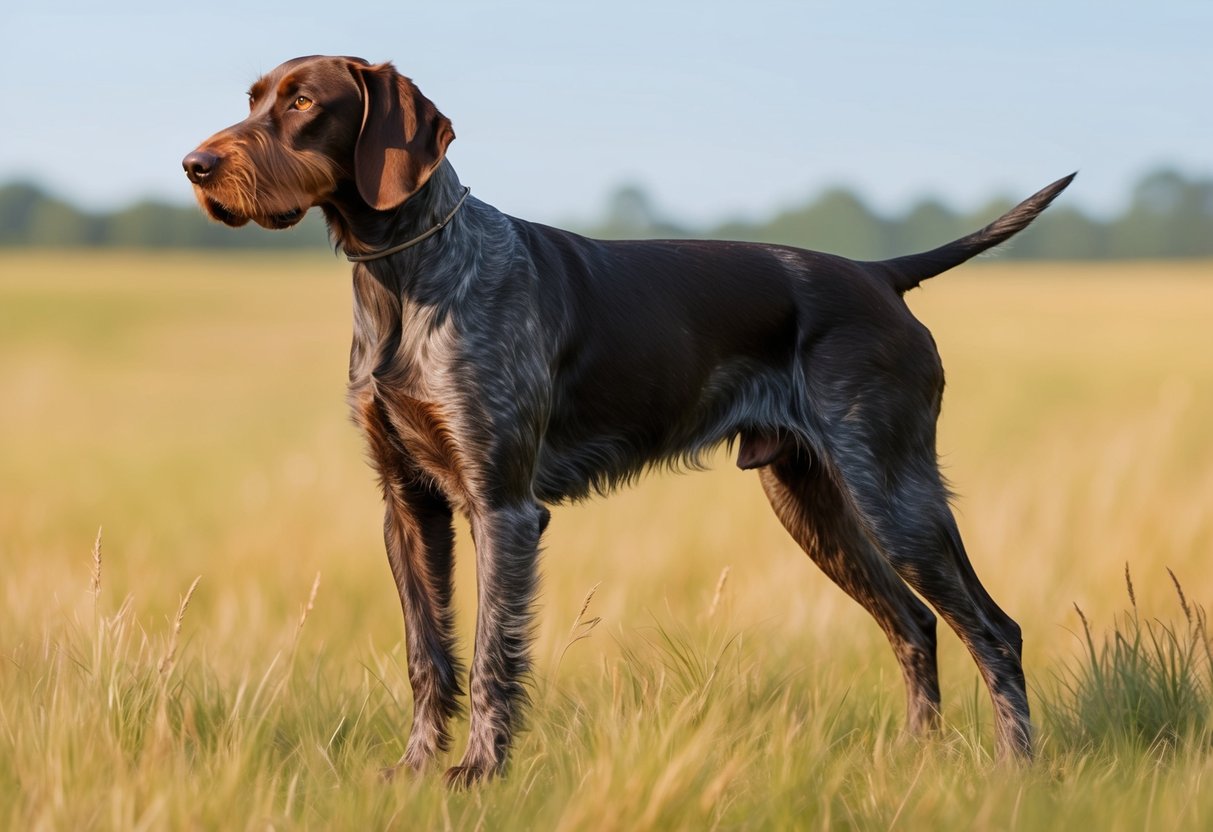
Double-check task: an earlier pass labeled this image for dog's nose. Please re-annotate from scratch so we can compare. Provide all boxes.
[182,150,220,184]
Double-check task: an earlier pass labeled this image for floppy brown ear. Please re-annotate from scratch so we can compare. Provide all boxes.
[352,62,455,211]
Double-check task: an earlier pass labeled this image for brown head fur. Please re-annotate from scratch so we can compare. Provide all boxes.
[184,56,454,229]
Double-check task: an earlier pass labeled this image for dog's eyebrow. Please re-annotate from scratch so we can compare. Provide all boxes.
[276,74,301,98]
[247,78,268,101]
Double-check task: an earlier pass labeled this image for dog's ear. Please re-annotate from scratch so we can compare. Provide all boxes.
[351,62,455,211]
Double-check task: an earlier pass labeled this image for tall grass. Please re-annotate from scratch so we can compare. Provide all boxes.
[5,542,1210,829]
[2,254,1212,828]
[1046,567,1213,756]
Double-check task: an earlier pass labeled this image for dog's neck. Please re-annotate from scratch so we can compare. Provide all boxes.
[322,161,467,263]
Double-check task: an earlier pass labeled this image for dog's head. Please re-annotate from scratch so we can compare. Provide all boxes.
[182,55,455,229]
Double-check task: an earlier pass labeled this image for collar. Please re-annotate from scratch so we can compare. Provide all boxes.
[345,186,471,263]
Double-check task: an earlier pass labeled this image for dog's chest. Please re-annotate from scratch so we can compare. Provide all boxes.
[349,288,478,504]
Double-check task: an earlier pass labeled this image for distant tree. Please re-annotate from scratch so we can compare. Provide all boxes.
[1107,169,1213,258]
[747,187,892,259]
[106,201,200,248]
[593,184,689,239]
[722,187,891,259]
[1014,206,1107,260]
[0,182,45,245]
[25,196,100,247]
[894,198,962,255]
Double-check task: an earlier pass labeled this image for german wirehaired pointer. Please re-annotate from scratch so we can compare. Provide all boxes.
[183,55,1073,785]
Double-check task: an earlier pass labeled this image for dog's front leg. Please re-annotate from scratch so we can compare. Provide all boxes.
[444,500,547,787]
[353,392,464,777]
[380,473,464,776]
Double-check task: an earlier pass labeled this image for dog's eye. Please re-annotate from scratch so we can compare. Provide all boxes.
[292,96,314,111]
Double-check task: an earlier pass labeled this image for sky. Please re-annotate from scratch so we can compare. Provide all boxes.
[2,1,1209,227]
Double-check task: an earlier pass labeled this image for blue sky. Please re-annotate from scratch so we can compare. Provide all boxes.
[2,1,1209,226]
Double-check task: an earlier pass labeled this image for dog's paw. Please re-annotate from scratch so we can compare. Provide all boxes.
[443,763,492,789]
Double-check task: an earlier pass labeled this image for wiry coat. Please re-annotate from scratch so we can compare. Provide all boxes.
[183,54,1074,785]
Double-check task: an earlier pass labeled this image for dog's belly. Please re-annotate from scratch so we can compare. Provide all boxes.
[533,356,801,502]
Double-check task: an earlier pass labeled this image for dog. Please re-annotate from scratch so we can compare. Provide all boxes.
[183,54,1073,785]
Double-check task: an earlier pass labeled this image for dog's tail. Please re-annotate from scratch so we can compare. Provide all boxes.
[880,172,1076,294]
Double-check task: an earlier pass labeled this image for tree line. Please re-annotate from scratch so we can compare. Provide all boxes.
[0,183,331,250]
[2,167,1211,259]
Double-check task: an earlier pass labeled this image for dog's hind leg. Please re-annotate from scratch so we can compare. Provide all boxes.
[835,447,1030,759]
[759,447,941,735]
[809,334,1031,760]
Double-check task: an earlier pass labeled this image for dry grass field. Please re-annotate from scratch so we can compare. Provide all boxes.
[1,251,1211,829]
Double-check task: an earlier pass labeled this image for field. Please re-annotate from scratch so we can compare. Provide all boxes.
[1,251,1211,829]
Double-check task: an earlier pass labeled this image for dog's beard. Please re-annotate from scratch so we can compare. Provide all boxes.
[195,189,309,229]
[192,138,333,230]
